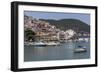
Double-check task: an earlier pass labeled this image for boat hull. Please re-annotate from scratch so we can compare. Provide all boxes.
[74,48,87,53]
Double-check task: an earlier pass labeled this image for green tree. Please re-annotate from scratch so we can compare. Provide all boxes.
[24,28,35,41]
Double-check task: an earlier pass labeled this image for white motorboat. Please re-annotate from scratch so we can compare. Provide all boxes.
[33,41,46,46]
[74,46,87,53]
[45,42,60,46]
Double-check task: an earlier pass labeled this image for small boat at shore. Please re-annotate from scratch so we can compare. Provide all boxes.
[74,46,87,53]
[33,41,46,46]
[45,42,60,46]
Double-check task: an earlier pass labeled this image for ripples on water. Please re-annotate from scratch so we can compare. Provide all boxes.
[24,41,90,62]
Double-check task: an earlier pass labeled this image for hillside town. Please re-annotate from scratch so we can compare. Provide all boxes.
[24,15,90,45]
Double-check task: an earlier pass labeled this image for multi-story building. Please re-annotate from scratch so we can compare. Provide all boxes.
[24,15,77,42]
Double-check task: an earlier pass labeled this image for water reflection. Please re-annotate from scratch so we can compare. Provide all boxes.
[24,41,90,62]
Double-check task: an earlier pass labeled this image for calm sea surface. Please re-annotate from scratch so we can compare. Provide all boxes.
[24,41,90,62]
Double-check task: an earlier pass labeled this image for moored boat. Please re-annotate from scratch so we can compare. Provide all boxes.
[74,46,87,53]
[45,42,60,46]
[33,41,46,46]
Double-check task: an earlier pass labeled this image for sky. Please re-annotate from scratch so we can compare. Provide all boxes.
[24,11,90,25]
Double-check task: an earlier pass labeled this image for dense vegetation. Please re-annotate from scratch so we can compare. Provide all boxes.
[40,19,90,33]
[24,28,36,41]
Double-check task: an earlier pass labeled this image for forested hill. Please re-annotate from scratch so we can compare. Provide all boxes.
[40,19,90,33]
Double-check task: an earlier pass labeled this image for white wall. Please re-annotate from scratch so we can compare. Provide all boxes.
[0,0,99,73]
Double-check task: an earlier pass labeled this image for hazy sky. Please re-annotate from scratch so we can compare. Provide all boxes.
[24,11,90,25]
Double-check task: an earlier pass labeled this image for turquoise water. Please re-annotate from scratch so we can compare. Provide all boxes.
[24,41,90,62]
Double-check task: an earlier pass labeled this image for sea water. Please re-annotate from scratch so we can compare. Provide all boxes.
[24,41,90,62]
